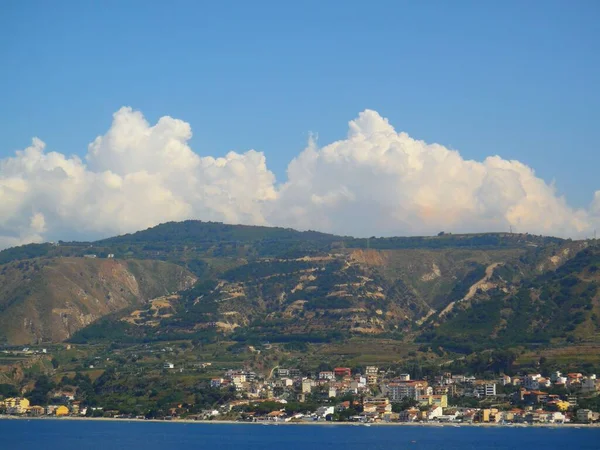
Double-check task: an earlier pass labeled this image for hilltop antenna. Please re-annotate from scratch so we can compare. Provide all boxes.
[509,225,513,234]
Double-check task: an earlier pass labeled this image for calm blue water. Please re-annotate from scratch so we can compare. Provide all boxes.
[1,420,599,449]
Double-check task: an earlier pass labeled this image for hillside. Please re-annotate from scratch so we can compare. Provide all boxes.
[0,257,196,345]
[420,244,600,353]
[0,220,595,349]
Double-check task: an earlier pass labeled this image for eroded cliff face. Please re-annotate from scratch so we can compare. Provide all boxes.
[0,257,196,344]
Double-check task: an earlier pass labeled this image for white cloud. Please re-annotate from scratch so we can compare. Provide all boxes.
[0,107,597,249]
[272,110,594,238]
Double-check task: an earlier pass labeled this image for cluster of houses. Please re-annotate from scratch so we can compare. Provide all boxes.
[2,363,599,423]
[205,366,600,424]
[0,397,82,417]
[0,390,87,418]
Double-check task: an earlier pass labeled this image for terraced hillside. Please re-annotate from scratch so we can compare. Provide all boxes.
[0,220,596,349]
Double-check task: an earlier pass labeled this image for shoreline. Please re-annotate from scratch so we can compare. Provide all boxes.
[2,415,599,428]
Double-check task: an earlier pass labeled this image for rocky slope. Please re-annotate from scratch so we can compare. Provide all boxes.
[419,243,600,352]
[0,257,196,344]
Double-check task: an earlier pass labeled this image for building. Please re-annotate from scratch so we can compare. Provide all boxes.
[319,371,335,380]
[581,375,598,394]
[302,378,314,394]
[498,375,512,386]
[277,368,290,377]
[232,374,246,385]
[55,405,69,416]
[475,382,497,397]
[384,381,428,401]
[4,397,30,414]
[163,362,175,369]
[577,409,593,423]
[362,398,391,414]
[334,368,351,378]
[365,366,379,385]
[315,406,335,419]
[27,405,45,416]
[419,394,448,408]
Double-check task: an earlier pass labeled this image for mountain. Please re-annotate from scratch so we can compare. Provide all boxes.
[0,257,196,345]
[0,220,596,349]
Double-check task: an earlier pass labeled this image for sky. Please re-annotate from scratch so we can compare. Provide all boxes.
[0,0,599,247]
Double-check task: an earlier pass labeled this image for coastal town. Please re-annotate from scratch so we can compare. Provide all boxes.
[3,358,600,425]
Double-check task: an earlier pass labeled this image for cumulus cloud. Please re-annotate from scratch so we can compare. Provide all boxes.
[273,110,594,238]
[0,107,597,249]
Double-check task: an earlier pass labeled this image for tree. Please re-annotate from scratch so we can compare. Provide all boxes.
[27,375,56,406]
[391,398,418,412]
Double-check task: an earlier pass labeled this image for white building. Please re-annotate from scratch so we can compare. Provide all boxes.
[475,383,497,397]
[384,382,427,401]
[315,406,335,419]
[319,371,335,380]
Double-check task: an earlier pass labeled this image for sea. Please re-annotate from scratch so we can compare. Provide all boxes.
[2,420,599,450]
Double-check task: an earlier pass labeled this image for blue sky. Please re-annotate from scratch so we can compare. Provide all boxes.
[0,0,599,245]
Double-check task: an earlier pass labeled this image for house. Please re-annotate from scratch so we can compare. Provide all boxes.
[577,409,593,423]
[362,398,391,414]
[546,411,566,423]
[475,408,499,423]
[384,381,429,401]
[334,368,351,378]
[232,374,246,385]
[266,410,286,422]
[280,378,294,387]
[581,375,598,394]
[399,407,419,422]
[474,382,497,397]
[27,405,45,416]
[163,362,175,369]
[524,390,548,404]
[55,405,70,416]
[438,409,460,422]
[423,406,443,421]
[498,375,512,386]
[52,390,76,403]
[301,378,314,394]
[365,366,379,385]
[4,397,30,414]
[211,378,223,388]
[319,371,335,380]
[419,394,448,408]
[523,374,542,390]
[315,406,335,419]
